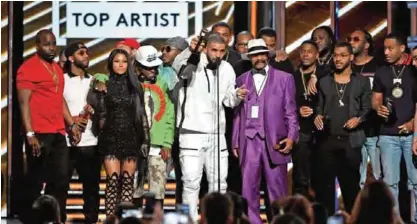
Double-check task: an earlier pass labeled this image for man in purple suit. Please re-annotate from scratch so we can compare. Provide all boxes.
[232,39,299,224]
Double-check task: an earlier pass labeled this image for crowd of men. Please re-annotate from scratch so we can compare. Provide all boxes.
[14,20,417,224]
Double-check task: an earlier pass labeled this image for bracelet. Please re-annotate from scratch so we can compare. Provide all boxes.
[414,132,417,138]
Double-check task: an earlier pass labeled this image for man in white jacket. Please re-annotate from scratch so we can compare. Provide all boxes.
[172,33,248,222]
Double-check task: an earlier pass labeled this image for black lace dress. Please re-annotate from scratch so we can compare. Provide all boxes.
[98,73,140,160]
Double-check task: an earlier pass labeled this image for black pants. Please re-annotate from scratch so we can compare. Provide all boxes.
[68,146,101,223]
[172,137,183,203]
[22,133,69,223]
[292,132,314,199]
[315,136,361,215]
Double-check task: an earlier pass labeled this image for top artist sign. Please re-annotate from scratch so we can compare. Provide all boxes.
[66,2,188,38]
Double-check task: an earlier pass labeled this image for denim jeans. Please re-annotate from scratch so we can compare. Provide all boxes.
[379,135,417,222]
[359,136,381,188]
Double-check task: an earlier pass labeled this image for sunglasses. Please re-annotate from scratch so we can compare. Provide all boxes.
[76,48,89,56]
[161,46,178,53]
[347,36,360,42]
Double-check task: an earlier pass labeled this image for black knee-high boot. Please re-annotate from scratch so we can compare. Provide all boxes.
[105,172,120,216]
[121,171,134,203]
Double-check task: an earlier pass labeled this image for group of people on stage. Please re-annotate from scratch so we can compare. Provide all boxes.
[16,21,417,224]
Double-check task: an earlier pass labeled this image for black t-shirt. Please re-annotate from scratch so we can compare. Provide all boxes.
[372,64,417,135]
[352,57,382,137]
[224,48,242,67]
[293,66,327,134]
[318,55,334,75]
[327,81,351,136]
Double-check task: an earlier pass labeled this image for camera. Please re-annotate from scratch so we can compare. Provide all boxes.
[327,215,344,224]
[116,202,142,219]
[143,192,157,219]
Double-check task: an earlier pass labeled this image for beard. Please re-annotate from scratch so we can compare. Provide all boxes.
[38,51,55,62]
[73,59,89,69]
[334,62,350,74]
[353,45,364,56]
[206,54,221,70]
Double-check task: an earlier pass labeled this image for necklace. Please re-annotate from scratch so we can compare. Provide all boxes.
[318,55,332,65]
[391,65,406,80]
[300,66,316,100]
[334,79,350,107]
[40,60,59,92]
[391,65,406,99]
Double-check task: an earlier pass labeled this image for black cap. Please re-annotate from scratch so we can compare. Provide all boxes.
[65,41,87,58]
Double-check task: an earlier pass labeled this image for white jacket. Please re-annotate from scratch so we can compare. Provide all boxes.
[173,49,241,135]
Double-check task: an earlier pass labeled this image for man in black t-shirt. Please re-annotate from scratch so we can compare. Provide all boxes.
[292,40,327,199]
[348,29,382,188]
[372,33,417,222]
[313,42,371,214]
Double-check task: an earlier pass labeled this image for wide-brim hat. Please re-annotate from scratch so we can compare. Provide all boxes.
[247,38,270,56]
[135,45,163,67]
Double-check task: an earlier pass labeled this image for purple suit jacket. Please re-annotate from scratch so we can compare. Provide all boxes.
[232,67,298,165]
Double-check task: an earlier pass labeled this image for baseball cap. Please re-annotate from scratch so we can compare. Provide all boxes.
[65,41,87,58]
[135,46,163,67]
[116,38,140,50]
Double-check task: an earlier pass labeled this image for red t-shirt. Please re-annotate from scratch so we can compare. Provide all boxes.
[16,54,66,134]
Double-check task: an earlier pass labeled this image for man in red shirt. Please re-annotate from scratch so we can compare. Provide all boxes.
[16,29,80,223]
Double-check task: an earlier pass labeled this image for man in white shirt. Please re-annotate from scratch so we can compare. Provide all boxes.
[172,33,248,222]
[63,42,100,224]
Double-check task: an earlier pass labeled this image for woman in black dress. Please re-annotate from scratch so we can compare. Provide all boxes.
[89,49,149,216]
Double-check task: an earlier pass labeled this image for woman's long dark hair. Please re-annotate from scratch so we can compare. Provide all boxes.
[107,49,146,145]
[352,181,395,224]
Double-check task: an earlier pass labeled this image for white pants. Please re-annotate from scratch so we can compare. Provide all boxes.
[179,133,228,223]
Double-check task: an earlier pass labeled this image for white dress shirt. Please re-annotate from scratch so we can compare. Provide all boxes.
[253,65,269,94]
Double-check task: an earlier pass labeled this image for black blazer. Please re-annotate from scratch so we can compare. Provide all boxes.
[316,72,372,148]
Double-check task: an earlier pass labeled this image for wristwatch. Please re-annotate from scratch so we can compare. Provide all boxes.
[68,122,76,130]
[26,131,35,137]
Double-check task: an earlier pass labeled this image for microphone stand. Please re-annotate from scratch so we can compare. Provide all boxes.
[215,59,221,192]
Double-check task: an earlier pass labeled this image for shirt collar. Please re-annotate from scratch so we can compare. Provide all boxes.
[253,65,269,75]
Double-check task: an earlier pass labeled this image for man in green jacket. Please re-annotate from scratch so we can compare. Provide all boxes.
[135,45,175,205]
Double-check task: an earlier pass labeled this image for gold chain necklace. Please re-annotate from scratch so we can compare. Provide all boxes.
[300,66,316,100]
[40,60,59,92]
